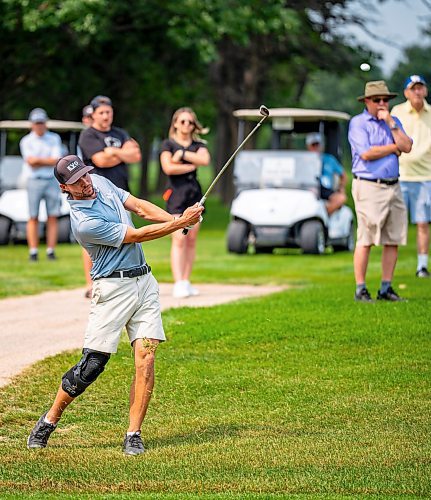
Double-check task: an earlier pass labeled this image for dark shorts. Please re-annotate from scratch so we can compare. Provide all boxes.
[320,186,334,200]
[164,182,203,215]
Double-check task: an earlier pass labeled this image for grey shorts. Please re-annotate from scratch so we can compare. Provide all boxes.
[83,273,166,353]
[27,177,61,219]
[400,181,431,224]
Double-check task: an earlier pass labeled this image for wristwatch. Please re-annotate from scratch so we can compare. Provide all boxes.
[390,122,398,131]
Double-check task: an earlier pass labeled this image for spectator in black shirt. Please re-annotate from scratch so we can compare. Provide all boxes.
[78,95,141,191]
[78,96,141,298]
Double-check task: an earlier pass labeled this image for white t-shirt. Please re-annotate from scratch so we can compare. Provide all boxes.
[19,131,62,179]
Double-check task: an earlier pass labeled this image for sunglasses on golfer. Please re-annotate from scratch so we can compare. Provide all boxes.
[180,119,195,126]
[371,97,390,103]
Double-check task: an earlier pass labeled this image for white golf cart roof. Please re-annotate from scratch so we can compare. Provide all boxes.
[0,120,84,131]
[233,108,350,122]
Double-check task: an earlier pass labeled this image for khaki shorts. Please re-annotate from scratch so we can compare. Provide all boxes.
[352,178,407,246]
[83,273,166,353]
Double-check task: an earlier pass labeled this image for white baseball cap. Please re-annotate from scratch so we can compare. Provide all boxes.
[306,132,322,146]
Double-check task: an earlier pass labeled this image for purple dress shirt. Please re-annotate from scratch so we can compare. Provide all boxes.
[348,109,407,179]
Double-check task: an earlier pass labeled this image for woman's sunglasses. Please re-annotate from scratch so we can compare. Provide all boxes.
[180,119,195,126]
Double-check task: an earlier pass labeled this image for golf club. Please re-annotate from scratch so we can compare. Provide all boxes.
[183,104,270,234]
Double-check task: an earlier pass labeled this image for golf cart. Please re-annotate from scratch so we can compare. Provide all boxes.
[227,108,354,255]
[0,119,84,245]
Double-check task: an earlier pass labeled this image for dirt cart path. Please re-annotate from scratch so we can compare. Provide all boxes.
[0,283,284,388]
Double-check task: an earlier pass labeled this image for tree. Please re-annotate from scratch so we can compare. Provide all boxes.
[0,0,380,202]
[167,0,379,202]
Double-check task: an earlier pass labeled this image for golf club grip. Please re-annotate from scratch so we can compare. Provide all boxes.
[182,200,205,235]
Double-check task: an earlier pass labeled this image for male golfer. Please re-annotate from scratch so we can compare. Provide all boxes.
[392,75,431,278]
[349,80,412,302]
[27,155,203,456]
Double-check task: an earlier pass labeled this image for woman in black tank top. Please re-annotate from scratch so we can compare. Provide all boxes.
[160,107,211,298]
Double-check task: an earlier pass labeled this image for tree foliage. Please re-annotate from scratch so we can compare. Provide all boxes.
[0,0,404,200]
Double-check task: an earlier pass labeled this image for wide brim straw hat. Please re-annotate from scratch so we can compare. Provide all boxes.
[357,80,398,102]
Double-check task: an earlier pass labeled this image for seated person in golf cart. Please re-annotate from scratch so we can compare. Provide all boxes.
[306,132,347,215]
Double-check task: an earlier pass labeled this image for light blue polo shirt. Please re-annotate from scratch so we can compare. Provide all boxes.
[68,175,146,279]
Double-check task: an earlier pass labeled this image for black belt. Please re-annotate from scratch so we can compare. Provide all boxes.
[102,264,151,279]
[353,175,398,185]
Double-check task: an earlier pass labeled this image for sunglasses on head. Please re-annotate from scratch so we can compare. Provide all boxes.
[180,119,195,126]
[371,97,390,103]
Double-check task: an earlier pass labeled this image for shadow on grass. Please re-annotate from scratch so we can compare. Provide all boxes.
[148,423,246,449]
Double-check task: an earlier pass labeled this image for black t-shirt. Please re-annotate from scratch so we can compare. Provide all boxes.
[160,138,207,187]
[78,126,131,191]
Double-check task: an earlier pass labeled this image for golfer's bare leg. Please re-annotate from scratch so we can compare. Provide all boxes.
[381,244,398,282]
[46,216,58,249]
[26,217,39,250]
[171,228,187,281]
[128,338,159,432]
[417,222,429,255]
[183,223,199,280]
[46,386,75,425]
[354,244,371,284]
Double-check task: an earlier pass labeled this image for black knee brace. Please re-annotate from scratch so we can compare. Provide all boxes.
[62,348,110,397]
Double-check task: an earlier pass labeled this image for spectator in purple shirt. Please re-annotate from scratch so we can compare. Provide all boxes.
[348,80,412,302]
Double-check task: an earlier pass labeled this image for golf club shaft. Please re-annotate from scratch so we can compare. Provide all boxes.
[182,108,269,235]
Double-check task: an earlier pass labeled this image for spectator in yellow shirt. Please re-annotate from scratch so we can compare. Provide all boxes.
[392,75,431,278]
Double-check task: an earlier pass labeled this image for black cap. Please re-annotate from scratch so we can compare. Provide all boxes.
[90,95,112,110]
[54,155,94,184]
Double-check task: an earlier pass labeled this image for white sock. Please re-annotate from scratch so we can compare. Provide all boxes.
[44,416,56,426]
[46,247,54,254]
[29,248,38,255]
[127,431,140,436]
[417,254,428,271]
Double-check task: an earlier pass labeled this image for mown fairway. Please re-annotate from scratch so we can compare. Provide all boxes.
[0,198,430,498]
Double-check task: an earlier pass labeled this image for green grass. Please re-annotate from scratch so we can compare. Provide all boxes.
[0,197,430,497]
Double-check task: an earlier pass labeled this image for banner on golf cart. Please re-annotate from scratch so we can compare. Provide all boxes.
[233,151,321,190]
[261,158,296,187]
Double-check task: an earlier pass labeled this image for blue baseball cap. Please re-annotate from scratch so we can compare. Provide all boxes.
[404,75,427,90]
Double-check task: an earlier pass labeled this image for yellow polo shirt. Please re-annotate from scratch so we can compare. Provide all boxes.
[391,99,431,181]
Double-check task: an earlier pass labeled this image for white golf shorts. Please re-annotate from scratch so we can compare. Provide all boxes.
[83,273,166,353]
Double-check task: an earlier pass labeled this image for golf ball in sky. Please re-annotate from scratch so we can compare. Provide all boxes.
[360,63,371,72]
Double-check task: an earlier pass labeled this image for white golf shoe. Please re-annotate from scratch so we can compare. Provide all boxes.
[185,280,199,296]
[172,280,190,298]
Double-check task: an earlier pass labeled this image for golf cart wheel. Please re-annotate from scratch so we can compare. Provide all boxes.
[227,220,250,254]
[57,215,72,243]
[333,223,355,252]
[0,216,11,245]
[300,220,325,255]
[345,223,355,252]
